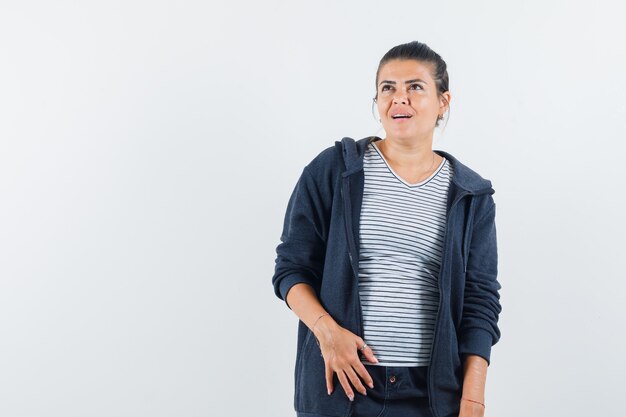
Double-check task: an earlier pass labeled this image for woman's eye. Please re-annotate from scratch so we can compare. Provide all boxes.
[381,85,391,91]
[410,83,422,90]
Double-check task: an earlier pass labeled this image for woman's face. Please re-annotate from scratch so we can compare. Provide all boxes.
[376,59,450,141]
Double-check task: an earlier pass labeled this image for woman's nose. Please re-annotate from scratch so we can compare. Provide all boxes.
[393,95,407,104]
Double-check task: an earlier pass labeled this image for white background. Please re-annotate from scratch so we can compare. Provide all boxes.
[1,1,625,416]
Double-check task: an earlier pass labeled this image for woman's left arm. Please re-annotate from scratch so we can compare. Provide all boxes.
[457,194,502,416]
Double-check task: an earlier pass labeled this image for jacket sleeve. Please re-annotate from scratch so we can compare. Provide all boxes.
[272,165,328,310]
[458,195,502,366]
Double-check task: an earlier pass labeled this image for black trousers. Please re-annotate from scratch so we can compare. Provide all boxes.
[348,364,433,417]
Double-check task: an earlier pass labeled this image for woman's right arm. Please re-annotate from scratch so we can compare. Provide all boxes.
[286,282,379,401]
[272,164,378,401]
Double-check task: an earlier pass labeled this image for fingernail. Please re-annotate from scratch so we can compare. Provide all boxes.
[369,382,374,389]
[328,389,331,395]
[348,394,354,402]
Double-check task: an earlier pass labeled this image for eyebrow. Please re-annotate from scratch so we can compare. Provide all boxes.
[379,78,428,86]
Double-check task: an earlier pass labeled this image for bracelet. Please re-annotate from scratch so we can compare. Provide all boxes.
[312,313,329,346]
[461,397,485,408]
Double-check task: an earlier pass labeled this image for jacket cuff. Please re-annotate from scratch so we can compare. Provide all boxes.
[458,327,494,366]
[278,273,319,310]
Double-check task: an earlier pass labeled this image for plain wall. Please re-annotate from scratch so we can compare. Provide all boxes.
[1,1,624,416]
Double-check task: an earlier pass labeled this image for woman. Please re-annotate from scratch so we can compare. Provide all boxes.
[272,41,502,417]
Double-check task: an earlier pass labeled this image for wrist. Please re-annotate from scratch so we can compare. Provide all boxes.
[461,397,485,408]
[312,314,338,343]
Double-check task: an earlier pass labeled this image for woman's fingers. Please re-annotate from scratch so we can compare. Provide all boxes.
[335,369,355,401]
[352,360,375,390]
[344,363,368,396]
[325,361,334,395]
[361,344,379,364]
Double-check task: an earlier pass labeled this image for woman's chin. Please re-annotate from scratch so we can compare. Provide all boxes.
[384,126,423,139]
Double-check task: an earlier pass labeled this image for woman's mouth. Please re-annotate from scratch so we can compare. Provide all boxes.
[391,112,413,122]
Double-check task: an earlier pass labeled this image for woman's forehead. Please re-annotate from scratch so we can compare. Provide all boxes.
[379,59,434,82]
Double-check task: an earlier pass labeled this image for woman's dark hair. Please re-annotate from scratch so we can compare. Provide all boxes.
[374,41,450,128]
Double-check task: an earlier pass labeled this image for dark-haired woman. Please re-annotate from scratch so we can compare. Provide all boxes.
[272,41,502,417]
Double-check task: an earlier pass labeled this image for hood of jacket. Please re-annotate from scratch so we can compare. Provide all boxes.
[337,135,495,195]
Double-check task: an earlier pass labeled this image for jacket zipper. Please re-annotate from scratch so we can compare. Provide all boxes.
[341,179,365,340]
[348,251,365,341]
[427,189,472,417]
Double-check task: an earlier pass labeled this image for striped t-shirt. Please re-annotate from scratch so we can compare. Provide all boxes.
[358,140,453,367]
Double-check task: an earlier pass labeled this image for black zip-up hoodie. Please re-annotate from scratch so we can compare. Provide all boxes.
[272,136,502,417]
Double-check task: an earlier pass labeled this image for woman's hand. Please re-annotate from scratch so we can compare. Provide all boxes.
[314,318,379,401]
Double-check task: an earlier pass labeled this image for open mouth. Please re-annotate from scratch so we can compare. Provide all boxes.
[391,114,412,120]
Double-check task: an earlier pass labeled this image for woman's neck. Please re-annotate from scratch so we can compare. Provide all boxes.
[378,136,436,168]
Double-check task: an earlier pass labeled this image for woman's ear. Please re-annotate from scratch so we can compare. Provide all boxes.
[439,91,451,113]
